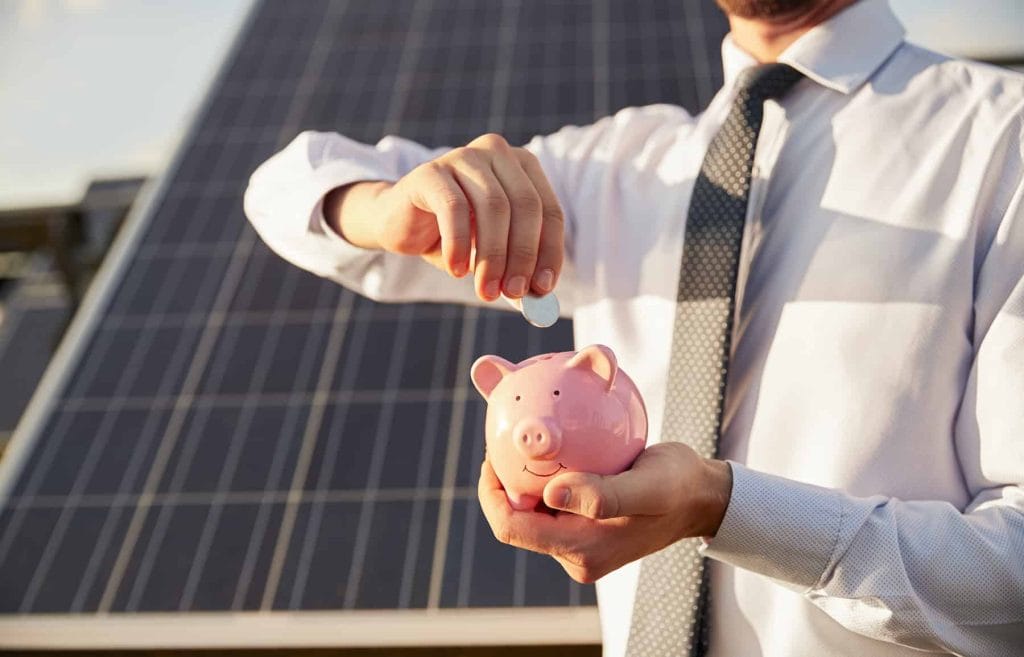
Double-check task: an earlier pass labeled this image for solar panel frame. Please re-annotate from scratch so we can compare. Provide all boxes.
[0,0,727,648]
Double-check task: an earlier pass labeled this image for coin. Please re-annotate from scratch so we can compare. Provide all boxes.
[502,292,560,328]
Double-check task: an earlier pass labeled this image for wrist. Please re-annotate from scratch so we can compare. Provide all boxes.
[324,180,391,250]
[698,458,733,539]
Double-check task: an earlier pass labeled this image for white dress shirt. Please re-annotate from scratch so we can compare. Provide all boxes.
[243,1,1024,654]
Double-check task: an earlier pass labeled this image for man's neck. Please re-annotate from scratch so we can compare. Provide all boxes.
[728,0,858,63]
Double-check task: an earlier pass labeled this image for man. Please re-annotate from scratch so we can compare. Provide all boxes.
[244,0,1024,654]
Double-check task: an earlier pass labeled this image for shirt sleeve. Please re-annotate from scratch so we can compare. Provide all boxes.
[243,105,693,311]
[242,131,477,308]
[242,118,634,313]
[702,163,1024,653]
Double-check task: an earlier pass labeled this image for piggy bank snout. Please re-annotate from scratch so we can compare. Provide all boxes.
[511,417,562,460]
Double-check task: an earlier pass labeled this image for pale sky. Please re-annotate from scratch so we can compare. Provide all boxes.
[0,0,1021,210]
[892,0,1024,60]
[0,0,252,209]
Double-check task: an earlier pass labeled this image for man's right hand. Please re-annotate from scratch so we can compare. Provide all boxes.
[324,133,564,302]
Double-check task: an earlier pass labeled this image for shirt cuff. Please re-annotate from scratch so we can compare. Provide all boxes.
[700,462,843,590]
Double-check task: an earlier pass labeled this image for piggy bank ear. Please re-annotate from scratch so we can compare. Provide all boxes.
[471,355,518,400]
[566,344,617,391]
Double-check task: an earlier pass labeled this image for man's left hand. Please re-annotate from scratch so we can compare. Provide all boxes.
[477,442,734,583]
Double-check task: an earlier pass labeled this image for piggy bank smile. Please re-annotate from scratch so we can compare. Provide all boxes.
[471,345,648,511]
[522,462,567,477]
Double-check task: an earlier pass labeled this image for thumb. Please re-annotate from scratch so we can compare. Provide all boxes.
[543,472,623,519]
[543,456,677,519]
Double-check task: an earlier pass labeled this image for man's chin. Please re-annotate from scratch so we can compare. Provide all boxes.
[714,0,824,20]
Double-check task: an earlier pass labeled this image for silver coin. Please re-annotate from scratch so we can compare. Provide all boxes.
[518,292,560,328]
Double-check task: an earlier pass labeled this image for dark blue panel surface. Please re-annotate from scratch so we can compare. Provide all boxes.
[286,501,361,610]
[29,507,117,613]
[354,500,439,609]
[0,507,60,612]
[83,408,171,496]
[132,503,211,612]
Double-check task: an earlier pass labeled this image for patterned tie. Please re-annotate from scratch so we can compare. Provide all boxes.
[625,63,804,657]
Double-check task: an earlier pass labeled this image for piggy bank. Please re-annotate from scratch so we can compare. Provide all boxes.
[470,344,648,510]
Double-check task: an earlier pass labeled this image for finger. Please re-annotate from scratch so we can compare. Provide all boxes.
[516,149,564,295]
[409,164,472,277]
[478,461,581,554]
[450,155,510,301]
[490,154,542,299]
[477,460,515,536]
[478,459,504,494]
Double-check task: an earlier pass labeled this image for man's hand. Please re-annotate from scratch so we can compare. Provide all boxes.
[477,442,734,583]
[324,133,564,302]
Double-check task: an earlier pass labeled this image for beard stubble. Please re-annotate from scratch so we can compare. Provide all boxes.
[714,0,824,19]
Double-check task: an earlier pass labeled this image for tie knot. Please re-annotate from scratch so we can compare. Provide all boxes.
[735,63,803,103]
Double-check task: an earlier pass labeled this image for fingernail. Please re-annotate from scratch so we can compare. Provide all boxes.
[554,487,570,508]
[484,279,500,300]
[506,275,526,297]
[534,268,554,293]
[452,262,467,278]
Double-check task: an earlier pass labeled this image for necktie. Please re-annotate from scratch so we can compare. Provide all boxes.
[625,63,804,657]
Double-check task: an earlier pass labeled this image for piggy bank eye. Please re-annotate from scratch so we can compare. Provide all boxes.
[553,390,560,396]
[515,395,521,401]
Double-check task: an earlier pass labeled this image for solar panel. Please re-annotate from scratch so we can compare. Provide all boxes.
[0,0,727,648]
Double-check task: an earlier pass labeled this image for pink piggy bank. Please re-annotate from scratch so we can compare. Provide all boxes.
[470,344,648,511]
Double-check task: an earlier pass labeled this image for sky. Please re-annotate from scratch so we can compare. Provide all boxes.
[892,0,1024,60]
[0,0,252,209]
[0,0,1021,210]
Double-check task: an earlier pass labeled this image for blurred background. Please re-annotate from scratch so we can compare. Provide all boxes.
[0,0,1021,654]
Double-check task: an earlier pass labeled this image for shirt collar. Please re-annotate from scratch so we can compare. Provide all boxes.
[721,0,906,95]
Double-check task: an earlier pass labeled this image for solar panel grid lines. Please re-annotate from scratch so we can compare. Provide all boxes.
[286,0,449,613]
[240,294,355,612]
[175,266,332,610]
[124,261,294,610]
[0,0,731,644]
[99,246,250,610]
[0,1,271,615]
[681,0,717,106]
[592,0,612,118]
[142,193,335,609]
[1,486,479,513]
[635,0,672,104]
[50,387,459,419]
[278,303,367,608]
[340,304,419,609]
[8,151,261,613]
[93,1,335,614]
[100,165,266,609]
[451,317,488,608]
[396,308,460,609]
[453,310,503,608]
[259,1,432,612]
[426,307,482,608]
[486,0,522,134]
[0,185,197,572]
[256,1,376,605]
